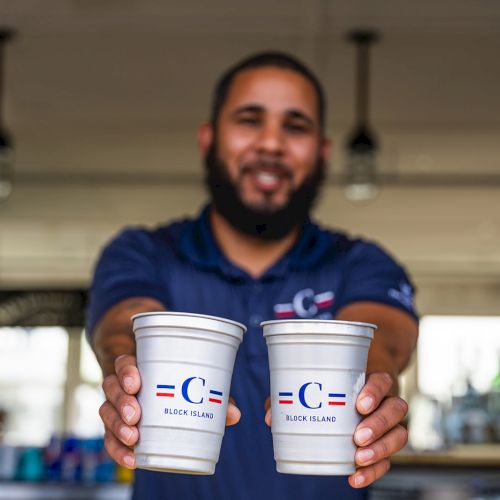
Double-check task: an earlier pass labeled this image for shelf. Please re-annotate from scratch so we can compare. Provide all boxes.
[0,482,130,500]
[393,444,500,467]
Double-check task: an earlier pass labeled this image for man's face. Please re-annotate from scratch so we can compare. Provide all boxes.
[202,66,330,239]
[214,66,327,211]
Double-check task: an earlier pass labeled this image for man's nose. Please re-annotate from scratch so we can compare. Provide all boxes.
[255,121,285,156]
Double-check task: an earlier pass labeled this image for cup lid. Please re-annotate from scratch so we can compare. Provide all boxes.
[261,319,376,338]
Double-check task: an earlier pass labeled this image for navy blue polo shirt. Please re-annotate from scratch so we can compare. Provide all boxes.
[87,205,418,500]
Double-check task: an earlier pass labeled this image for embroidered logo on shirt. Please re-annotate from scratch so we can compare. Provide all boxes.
[273,288,335,319]
[387,282,414,308]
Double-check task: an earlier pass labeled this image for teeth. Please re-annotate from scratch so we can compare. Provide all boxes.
[256,172,279,185]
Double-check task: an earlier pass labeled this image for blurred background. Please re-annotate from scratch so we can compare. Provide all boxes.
[0,1,499,499]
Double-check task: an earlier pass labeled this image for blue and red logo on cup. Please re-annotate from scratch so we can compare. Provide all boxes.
[278,382,347,408]
[156,377,223,405]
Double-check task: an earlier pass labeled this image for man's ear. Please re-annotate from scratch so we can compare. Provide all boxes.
[320,137,332,165]
[198,122,214,157]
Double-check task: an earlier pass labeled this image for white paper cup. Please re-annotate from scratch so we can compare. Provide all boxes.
[262,319,376,476]
[133,312,245,475]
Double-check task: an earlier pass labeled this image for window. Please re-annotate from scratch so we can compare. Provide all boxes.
[67,331,104,438]
[408,316,500,450]
[418,316,500,400]
[0,327,105,446]
[0,327,68,446]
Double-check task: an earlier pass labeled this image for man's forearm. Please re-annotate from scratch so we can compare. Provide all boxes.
[91,297,166,376]
[334,301,419,396]
[93,320,136,377]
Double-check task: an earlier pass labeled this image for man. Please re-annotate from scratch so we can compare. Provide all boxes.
[87,52,418,499]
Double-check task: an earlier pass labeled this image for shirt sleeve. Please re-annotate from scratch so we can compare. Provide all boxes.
[86,228,167,337]
[335,240,419,321]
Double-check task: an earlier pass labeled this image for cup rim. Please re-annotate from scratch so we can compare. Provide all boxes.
[132,311,246,333]
[261,319,377,329]
[261,319,376,339]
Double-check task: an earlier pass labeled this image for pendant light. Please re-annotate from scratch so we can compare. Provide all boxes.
[344,30,380,202]
[0,28,14,203]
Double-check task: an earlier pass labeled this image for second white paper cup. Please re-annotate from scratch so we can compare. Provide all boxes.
[262,319,375,476]
[133,312,245,475]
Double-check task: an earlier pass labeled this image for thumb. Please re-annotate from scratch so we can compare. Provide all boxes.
[226,397,241,426]
[264,396,271,427]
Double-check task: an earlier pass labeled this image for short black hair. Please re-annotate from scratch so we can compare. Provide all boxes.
[209,51,327,134]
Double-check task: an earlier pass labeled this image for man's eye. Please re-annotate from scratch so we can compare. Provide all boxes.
[285,122,308,133]
[238,117,260,126]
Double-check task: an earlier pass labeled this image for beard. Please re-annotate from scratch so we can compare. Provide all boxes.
[204,143,325,241]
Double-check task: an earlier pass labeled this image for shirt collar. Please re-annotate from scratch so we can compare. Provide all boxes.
[179,204,334,281]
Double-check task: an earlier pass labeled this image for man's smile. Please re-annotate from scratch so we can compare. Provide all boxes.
[239,161,293,196]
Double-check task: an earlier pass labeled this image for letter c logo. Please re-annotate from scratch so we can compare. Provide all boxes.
[182,376,205,404]
[293,288,318,318]
[298,382,322,409]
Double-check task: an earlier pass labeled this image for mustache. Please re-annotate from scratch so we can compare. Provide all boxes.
[239,158,293,179]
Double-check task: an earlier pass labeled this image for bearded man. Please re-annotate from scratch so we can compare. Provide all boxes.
[88,52,418,500]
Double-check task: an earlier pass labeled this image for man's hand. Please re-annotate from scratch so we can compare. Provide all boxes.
[349,372,408,488]
[99,354,242,469]
[99,354,141,469]
[332,302,417,488]
[263,372,408,488]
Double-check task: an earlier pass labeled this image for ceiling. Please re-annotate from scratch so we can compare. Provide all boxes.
[0,1,499,288]
[1,0,499,181]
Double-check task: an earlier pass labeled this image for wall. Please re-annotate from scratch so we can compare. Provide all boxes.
[1,180,499,317]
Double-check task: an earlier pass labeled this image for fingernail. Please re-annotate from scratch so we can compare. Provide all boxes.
[354,474,365,487]
[359,396,374,412]
[226,405,241,425]
[123,377,134,392]
[265,411,271,427]
[356,448,374,464]
[120,426,134,442]
[232,406,241,421]
[354,427,373,445]
[123,405,136,422]
[124,454,135,469]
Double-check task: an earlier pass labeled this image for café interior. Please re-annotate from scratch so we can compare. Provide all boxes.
[0,1,499,499]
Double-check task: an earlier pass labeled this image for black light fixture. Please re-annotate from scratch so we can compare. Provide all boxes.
[344,30,380,202]
[0,28,14,203]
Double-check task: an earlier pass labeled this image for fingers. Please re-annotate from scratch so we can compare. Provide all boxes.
[356,372,394,415]
[264,397,271,427]
[102,374,142,426]
[349,458,391,489]
[355,424,408,468]
[349,373,408,488]
[114,354,141,395]
[226,397,241,426]
[100,355,142,469]
[354,396,408,447]
[104,429,136,469]
[99,401,139,448]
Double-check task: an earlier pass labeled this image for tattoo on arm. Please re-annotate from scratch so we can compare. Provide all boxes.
[91,297,166,376]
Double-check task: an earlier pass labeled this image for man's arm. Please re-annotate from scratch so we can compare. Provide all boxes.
[333,301,419,488]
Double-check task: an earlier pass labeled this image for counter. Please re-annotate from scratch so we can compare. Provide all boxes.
[371,445,500,499]
[0,482,130,500]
